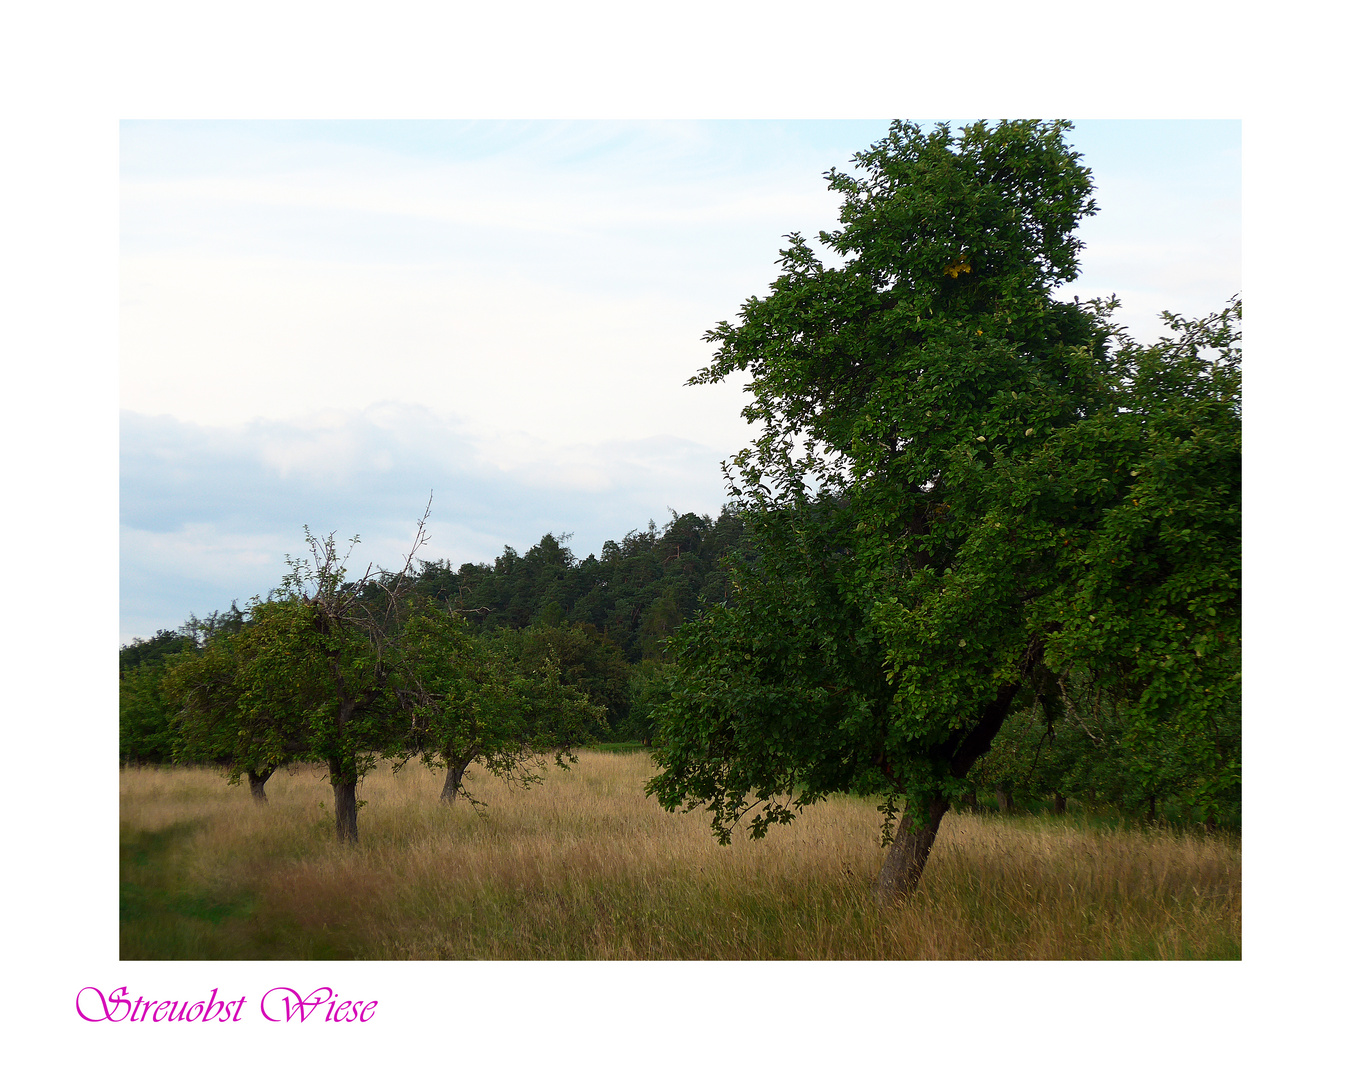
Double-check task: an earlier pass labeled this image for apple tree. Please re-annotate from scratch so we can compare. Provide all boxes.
[401,604,602,804]
[645,120,1240,900]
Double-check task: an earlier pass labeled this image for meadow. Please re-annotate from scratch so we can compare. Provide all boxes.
[120,751,1240,960]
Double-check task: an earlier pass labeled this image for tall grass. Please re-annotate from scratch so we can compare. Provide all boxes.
[120,751,1239,960]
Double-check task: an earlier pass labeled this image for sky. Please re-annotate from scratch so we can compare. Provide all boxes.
[120,119,1241,643]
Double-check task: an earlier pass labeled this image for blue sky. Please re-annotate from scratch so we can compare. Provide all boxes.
[120,119,1241,643]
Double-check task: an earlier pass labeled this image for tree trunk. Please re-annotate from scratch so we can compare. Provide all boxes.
[440,753,476,803]
[329,753,359,843]
[876,794,951,904]
[1053,792,1067,815]
[247,768,273,803]
[961,790,978,812]
[333,780,358,842]
[995,787,1014,814]
[329,700,361,842]
[868,678,1022,902]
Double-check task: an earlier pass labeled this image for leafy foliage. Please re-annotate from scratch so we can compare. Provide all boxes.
[401,603,601,804]
[159,606,284,779]
[489,623,629,738]
[644,121,1240,889]
[155,518,609,833]
[119,628,194,674]
[119,663,183,765]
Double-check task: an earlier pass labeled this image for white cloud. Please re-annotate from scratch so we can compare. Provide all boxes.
[119,404,734,641]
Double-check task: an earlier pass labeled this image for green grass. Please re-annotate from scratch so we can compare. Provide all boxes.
[588,741,651,754]
[120,815,366,959]
[121,820,264,959]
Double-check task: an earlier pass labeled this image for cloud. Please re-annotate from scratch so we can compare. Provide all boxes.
[119,405,733,641]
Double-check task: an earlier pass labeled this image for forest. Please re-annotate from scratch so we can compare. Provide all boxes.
[120,509,744,744]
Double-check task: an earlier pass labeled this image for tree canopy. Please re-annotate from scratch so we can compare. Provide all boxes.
[644,120,1240,900]
[401,601,600,805]
[413,509,747,664]
[122,509,750,769]
[156,520,608,840]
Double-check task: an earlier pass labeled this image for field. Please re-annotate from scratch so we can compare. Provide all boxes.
[120,750,1240,960]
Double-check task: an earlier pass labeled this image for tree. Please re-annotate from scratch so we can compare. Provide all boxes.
[266,523,431,840]
[494,622,631,737]
[120,609,245,767]
[401,604,601,804]
[1021,302,1242,824]
[623,657,674,746]
[645,120,1240,901]
[165,512,433,840]
[120,662,183,765]
[119,627,194,674]
[161,599,313,801]
[432,511,746,665]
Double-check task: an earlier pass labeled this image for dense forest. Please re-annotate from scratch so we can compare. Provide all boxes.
[119,509,748,774]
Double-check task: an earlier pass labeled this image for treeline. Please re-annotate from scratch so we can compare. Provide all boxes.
[121,502,1235,834]
[119,508,749,776]
[412,509,745,660]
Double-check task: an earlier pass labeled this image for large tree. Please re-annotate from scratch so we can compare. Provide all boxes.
[645,120,1240,900]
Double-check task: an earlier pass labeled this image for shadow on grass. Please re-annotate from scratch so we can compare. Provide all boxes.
[120,821,361,960]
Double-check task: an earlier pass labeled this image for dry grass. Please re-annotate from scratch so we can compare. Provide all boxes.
[120,751,1240,960]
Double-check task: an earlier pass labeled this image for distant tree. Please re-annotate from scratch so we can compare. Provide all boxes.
[494,623,630,737]
[180,603,248,647]
[432,512,746,664]
[119,663,181,764]
[119,628,194,674]
[623,658,674,746]
[120,608,250,767]
[119,627,198,763]
[161,599,313,801]
[965,679,1081,816]
[639,586,684,662]
[402,604,600,803]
